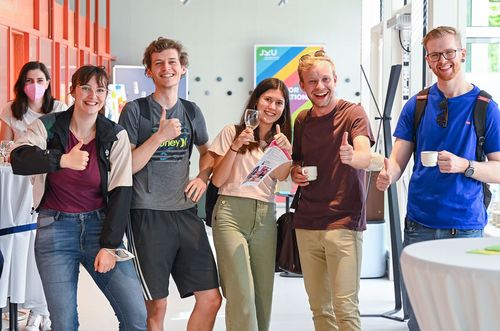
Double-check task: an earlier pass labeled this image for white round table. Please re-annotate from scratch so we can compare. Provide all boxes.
[400,237,500,331]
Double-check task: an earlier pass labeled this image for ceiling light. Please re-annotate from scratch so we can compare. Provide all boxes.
[278,0,288,7]
[180,0,191,5]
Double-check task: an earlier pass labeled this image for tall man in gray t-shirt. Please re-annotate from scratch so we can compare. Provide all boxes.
[119,37,221,331]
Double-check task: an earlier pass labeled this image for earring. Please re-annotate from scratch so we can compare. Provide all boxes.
[428,65,432,69]
[461,59,465,63]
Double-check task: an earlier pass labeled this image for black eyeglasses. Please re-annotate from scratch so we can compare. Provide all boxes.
[426,49,461,62]
[299,50,327,62]
[437,98,448,128]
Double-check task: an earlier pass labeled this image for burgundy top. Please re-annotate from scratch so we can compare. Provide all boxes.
[41,132,105,213]
[292,100,374,231]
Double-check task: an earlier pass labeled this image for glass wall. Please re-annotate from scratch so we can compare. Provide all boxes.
[466,0,500,220]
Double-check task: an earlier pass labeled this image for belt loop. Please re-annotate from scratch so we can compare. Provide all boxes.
[450,228,457,235]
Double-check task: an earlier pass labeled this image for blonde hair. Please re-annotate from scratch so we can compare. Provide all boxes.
[422,26,462,51]
[298,50,336,82]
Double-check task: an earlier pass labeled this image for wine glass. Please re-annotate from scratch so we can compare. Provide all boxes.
[244,109,260,130]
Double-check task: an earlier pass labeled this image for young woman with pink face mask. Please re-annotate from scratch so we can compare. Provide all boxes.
[0,61,67,331]
[0,61,67,141]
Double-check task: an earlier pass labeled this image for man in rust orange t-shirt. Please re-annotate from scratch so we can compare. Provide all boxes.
[291,50,374,331]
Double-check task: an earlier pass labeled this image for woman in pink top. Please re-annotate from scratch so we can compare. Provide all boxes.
[209,78,292,331]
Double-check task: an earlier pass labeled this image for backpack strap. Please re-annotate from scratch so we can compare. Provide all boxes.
[473,90,491,162]
[473,90,492,209]
[292,109,311,163]
[413,87,431,149]
[136,97,152,147]
[179,98,195,158]
[290,109,312,210]
[135,97,153,192]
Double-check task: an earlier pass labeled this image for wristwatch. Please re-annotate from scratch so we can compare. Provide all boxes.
[464,160,474,178]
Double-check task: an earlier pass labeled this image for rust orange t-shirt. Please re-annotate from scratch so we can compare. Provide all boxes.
[292,100,374,231]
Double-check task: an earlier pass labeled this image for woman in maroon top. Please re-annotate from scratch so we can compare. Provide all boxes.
[11,66,146,330]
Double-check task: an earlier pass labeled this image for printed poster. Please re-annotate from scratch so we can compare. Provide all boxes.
[254,45,324,122]
[241,141,292,187]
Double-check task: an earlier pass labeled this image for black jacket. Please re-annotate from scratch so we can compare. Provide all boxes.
[11,107,133,248]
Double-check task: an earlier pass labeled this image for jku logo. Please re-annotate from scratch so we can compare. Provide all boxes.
[259,49,278,57]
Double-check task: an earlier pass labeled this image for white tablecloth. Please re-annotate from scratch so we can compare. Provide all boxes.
[0,165,45,309]
[400,237,500,331]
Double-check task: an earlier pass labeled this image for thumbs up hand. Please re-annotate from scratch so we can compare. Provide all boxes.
[273,124,292,154]
[339,131,354,165]
[155,109,182,143]
[376,158,393,191]
[60,140,90,171]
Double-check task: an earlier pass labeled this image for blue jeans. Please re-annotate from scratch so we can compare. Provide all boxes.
[35,209,146,331]
[402,218,483,331]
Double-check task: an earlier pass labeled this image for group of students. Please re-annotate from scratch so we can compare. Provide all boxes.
[1,24,500,331]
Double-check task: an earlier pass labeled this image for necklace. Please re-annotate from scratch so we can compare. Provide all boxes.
[69,126,96,143]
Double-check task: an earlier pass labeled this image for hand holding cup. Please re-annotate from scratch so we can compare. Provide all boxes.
[301,166,317,181]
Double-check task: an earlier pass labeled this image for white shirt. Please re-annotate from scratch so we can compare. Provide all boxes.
[0,100,68,141]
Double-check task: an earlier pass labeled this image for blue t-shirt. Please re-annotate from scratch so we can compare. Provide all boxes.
[394,84,500,229]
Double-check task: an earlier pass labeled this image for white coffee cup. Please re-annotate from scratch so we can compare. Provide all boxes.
[301,166,318,181]
[421,151,438,167]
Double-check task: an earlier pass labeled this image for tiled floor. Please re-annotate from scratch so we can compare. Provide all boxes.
[8,273,406,330]
[3,206,409,331]
[4,242,408,331]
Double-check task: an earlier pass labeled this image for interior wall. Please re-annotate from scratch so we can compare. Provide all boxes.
[110,0,363,152]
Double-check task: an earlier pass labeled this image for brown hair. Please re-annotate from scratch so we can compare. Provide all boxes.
[234,78,292,153]
[297,50,336,82]
[11,61,55,121]
[142,37,188,74]
[422,26,462,51]
[69,65,109,115]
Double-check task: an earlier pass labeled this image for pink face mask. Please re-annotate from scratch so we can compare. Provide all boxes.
[24,83,46,102]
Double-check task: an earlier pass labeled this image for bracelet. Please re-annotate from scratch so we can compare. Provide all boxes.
[229,146,239,153]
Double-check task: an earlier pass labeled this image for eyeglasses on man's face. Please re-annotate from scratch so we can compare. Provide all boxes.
[299,50,327,62]
[426,49,461,62]
[78,85,108,97]
[437,98,448,128]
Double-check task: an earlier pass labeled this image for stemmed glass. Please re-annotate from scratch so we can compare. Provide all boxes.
[244,109,260,141]
[0,140,13,164]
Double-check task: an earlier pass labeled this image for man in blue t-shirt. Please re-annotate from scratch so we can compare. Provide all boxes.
[376,26,500,331]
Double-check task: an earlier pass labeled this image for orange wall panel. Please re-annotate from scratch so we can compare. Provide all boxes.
[98,26,107,54]
[79,19,86,49]
[68,47,77,83]
[88,23,94,52]
[29,35,39,61]
[0,0,34,29]
[0,1,111,109]
[68,10,75,46]
[0,24,9,105]
[39,0,50,38]
[40,37,53,77]
[53,2,64,40]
